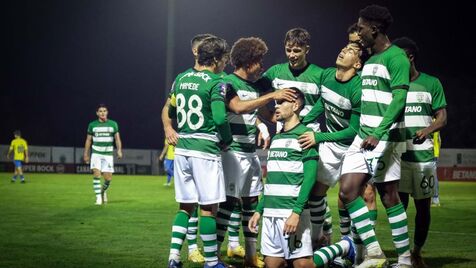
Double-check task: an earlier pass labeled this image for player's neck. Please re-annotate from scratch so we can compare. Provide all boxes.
[335,67,356,82]
[283,115,300,132]
[234,69,250,81]
[372,35,391,54]
[410,65,420,82]
[98,118,107,123]
[195,65,214,73]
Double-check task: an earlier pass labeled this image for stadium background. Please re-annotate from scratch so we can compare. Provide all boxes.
[3,0,475,150]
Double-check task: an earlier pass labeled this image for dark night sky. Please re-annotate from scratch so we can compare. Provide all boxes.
[3,0,475,149]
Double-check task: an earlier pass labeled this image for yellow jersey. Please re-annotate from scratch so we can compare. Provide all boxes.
[165,139,175,160]
[433,131,441,158]
[10,137,28,161]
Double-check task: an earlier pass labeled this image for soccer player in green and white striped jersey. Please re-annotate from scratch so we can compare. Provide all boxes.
[166,36,233,268]
[339,5,413,268]
[248,89,318,268]
[262,28,324,133]
[161,34,216,264]
[215,37,297,268]
[298,43,364,256]
[83,104,122,205]
[394,37,447,268]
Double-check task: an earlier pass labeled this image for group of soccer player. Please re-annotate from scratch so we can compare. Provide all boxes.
[80,3,447,268]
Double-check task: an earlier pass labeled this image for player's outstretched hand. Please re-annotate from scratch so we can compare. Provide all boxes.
[248,212,261,234]
[298,131,316,150]
[360,135,379,151]
[273,88,297,103]
[283,212,300,235]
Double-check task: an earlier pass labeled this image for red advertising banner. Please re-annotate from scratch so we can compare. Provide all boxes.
[437,167,476,181]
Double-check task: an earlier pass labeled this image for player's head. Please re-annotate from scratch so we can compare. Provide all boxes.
[197,36,230,73]
[13,130,21,138]
[347,23,360,44]
[336,43,364,71]
[275,87,305,122]
[393,37,419,64]
[231,37,268,81]
[284,28,310,69]
[96,103,108,121]
[191,33,217,57]
[357,5,393,48]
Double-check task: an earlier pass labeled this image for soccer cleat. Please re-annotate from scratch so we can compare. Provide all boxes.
[430,203,440,207]
[95,196,103,205]
[11,179,15,183]
[227,245,245,258]
[188,248,205,263]
[168,259,183,268]
[21,180,26,184]
[411,251,427,268]
[244,255,265,268]
[356,253,387,268]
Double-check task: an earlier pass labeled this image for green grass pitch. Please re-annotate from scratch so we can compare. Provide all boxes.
[1,173,476,267]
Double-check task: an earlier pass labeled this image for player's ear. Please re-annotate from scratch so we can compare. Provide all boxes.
[305,45,310,54]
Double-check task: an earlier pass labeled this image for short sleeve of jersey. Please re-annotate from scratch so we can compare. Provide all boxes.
[262,65,277,85]
[87,122,93,135]
[113,121,119,133]
[388,54,410,91]
[211,82,227,103]
[431,78,447,111]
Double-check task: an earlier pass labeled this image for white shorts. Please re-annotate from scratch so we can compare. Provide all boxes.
[222,151,263,198]
[317,142,348,187]
[261,210,313,260]
[90,153,114,173]
[341,136,402,183]
[399,161,437,200]
[174,154,226,205]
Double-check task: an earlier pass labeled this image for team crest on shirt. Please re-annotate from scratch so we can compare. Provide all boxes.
[219,83,227,97]
[338,97,345,107]
[372,65,378,75]
[285,140,292,147]
[417,93,424,102]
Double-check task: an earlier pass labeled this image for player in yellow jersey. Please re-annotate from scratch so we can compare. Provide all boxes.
[7,130,29,183]
[432,131,442,206]
[159,139,175,186]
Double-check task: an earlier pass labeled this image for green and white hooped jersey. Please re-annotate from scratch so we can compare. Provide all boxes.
[224,73,264,153]
[359,45,410,147]
[171,69,226,160]
[87,119,119,156]
[263,123,318,217]
[320,67,361,147]
[401,72,447,163]
[263,63,323,117]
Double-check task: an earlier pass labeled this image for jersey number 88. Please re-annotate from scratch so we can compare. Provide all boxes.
[176,93,204,130]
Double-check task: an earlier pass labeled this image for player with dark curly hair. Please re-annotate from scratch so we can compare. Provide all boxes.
[216,37,297,268]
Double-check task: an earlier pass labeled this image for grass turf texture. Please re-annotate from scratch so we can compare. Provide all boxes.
[1,173,475,267]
